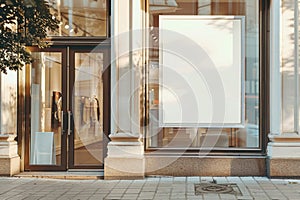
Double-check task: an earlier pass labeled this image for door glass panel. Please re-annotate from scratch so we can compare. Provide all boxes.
[46,0,107,37]
[30,52,62,165]
[73,52,103,166]
[147,0,260,149]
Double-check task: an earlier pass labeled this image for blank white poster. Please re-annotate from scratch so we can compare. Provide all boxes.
[159,16,245,127]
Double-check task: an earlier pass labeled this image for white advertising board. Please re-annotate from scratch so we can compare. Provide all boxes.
[159,16,245,127]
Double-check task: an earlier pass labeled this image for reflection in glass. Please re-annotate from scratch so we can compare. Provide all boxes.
[148,0,259,149]
[46,0,107,37]
[73,52,103,166]
[30,52,62,165]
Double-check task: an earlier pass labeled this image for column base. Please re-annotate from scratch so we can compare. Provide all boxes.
[267,158,300,178]
[0,156,20,176]
[104,132,145,180]
[267,133,300,177]
[104,157,145,180]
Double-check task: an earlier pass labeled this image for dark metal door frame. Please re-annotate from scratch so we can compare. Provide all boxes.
[24,45,110,171]
[24,47,68,171]
[68,46,110,169]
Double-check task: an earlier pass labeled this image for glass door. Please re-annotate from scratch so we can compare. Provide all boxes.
[68,47,110,169]
[25,48,68,170]
[24,46,110,170]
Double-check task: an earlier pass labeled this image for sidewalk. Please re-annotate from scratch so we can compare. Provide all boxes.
[0,176,300,200]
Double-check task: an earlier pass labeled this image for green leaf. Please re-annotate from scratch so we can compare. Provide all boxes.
[0,0,58,73]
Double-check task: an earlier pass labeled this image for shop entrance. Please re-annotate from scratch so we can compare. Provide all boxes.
[24,46,110,171]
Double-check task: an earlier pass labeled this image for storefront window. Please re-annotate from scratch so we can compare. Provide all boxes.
[147,0,260,149]
[46,0,107,37]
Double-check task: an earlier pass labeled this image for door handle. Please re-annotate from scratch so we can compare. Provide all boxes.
[62,111,68,135]
[68,111,73,136]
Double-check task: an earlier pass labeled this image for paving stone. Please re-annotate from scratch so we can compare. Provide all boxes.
[137,196,155,200]
[141,187,157,192]
[187,176,200,183]
[121,194,139,199]
[110,188,126,194]
[213,177,229,184]
[174,177,187,182]
[105,194,123,199]
[160,177,174,182]
[219,194,237,199]
[200,177,214,183]
[125,188,141,194]
[236,196,254,200]
[202,193,220,199]
[2,176,300,200]
[138,191,155,196]
[187,196,203,200]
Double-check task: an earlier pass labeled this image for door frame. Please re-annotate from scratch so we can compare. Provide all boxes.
[24,47,68,171]
[23,45,111,171]
[68,46,111,169]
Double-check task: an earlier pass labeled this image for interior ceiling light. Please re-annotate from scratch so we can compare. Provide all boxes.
[149,0,178,14]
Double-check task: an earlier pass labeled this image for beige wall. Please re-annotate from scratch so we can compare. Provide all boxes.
[0,71,17,135]
[281,0,299,133]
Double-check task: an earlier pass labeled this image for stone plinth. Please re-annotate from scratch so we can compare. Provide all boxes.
[0,134,20,176]
[104,133,145,180]
[146,157,265,176]
[267,133,300,177]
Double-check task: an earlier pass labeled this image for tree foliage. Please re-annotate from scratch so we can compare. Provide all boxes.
[0,0,58,73]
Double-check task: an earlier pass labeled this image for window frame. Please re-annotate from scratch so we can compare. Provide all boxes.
[144,0,270,155]
[46,0,111,44]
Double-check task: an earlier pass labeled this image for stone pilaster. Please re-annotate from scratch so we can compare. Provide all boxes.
[104,0,146,179]
[267,134,300,177]
[267,0,300,177]
[0,134,20,176]
[104,133,145,179]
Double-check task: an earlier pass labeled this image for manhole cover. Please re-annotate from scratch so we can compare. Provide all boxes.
[194,183,242,195]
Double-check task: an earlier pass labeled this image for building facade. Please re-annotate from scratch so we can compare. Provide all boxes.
[0,0,299,178]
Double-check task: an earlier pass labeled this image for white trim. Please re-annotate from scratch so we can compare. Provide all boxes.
[269,0,282,135]
[110,0,117,134]
[295,0,299,134]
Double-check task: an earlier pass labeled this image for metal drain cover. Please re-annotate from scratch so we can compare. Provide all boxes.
[194,183,242,195]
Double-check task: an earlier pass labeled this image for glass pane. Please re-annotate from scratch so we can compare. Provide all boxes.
[30,52,62,165]
[148,0,259,149]
[47,0,107,37]
[73,52,103,166]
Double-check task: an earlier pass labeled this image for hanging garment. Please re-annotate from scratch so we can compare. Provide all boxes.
[83,97,91,124]
[91,97,100,122]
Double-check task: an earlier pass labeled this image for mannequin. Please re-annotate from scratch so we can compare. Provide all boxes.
[51,91,62,130]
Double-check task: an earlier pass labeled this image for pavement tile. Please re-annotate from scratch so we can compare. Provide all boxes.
[187,196,203,200]
[89,196,106,200]
[141,187,157,192]
[213,177,229,184]
[187,176,200,183]
[122,194,139,199]
[236,196,254,200]
[121,197,138,200]
[139,191,155,196]
[109,188,126,194]
[125,188,141,194]
[202,193,220,199]
[200,177,214,183]
[174,177,187,182]
[3,176,300,200]
[137,197,154,200]
[160,177,174,182]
